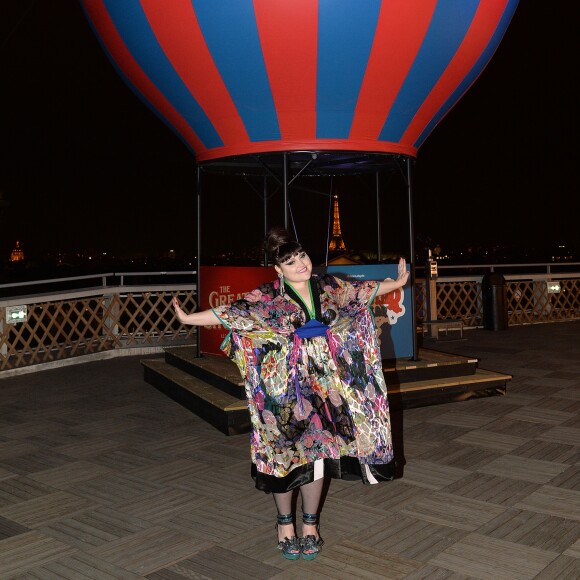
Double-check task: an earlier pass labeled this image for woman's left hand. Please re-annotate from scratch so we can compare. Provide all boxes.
[376,257,410,297]
[397,257,410,284]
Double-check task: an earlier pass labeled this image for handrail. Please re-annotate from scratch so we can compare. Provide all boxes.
[115,271,197,286]
[415,262,580,275]
[0,283,197,308]
[0,271,197,291]
[1,263,578,291]
[0,272,116,290]
[428,272,580,283]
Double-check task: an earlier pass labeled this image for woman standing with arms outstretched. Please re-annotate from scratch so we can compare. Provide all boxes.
[173,226,410,561]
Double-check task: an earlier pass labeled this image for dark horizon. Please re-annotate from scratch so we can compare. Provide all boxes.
[3,235,576,272]
[1,2,578,262]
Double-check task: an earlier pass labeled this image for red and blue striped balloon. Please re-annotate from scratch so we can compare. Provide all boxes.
[81,0,519,163]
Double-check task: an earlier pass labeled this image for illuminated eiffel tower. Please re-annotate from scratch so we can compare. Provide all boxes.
[328,194,347,253]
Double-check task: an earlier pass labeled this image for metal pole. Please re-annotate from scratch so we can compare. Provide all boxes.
[376,171,382,261]
[196,164,202,358]
[406,156,419,361]
[263,175,268,266]
[283,152,289,229]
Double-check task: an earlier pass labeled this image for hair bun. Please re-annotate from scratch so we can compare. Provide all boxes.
[264,226,302,264]
[264,226,294,254]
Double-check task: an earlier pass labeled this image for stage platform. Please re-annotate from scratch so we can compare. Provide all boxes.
[142,345,512,436]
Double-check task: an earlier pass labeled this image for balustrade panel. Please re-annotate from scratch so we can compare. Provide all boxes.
[0,289,197,371]
[1,274,578,373]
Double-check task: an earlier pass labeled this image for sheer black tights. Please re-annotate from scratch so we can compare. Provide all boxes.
[273,478,324,539]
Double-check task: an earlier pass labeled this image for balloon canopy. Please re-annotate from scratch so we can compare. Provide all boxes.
[81,0,519,172]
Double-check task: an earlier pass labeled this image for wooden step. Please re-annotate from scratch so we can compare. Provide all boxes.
[141,358,250,436]
[142,353,512,436]
[164,347,245,399]
[162,346,479,396]
[386,367,511,410]
[383,348,478,383]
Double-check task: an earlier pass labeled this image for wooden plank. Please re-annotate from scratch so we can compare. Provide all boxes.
[87,526,209,576]
[443,473,540,507]
[430,532,559,579]
[400,493,505,531]
[0,491,96,528]
[478,509,580,552]
[41,506,150,550]
[13,551,145,579]
[148,545,282,580]
[352,512,469,562]
[388,369,511,394]
[536,426,580,447]
[0,530,76,577]
[515,485,580,521]
[396,460,471,491]
[454,430,529,453]
[477,455,569,484]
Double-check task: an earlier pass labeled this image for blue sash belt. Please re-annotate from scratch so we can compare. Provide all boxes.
[294,319,330,338]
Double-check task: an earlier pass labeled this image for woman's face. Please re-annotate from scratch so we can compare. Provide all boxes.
[276,251,312,284]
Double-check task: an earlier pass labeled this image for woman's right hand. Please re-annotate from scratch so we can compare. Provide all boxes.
[173,297,220,327]
[173,297,190,325]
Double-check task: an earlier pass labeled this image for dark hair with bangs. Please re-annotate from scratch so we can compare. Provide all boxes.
[264,226,303,265]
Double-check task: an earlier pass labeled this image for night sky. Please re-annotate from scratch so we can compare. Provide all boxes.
[1,1,578,264]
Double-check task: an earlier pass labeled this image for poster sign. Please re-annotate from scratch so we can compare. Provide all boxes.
[199,266,276,355]
[326,264,413,360]
[199,264,412,360]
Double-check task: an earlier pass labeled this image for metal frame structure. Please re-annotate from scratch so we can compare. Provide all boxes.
[195,150,419,360]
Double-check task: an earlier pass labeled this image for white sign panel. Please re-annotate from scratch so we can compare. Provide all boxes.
[6,305,27,324]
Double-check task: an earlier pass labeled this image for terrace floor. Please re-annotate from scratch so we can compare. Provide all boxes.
[0,321,579,579]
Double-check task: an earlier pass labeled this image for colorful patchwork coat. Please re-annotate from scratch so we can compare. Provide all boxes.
[213,273,395,493]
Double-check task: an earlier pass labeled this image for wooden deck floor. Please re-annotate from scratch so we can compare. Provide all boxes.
[0,322,579,579]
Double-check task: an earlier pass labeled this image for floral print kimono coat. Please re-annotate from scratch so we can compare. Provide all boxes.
[213,273,395,493]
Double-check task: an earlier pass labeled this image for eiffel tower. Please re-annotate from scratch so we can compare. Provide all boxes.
[328,194,347,253]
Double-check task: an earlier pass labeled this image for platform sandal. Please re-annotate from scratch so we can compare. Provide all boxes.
[276,513,301,560]
[300,512,324,560]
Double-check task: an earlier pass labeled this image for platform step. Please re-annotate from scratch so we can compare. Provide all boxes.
[142,358,250,436]
[383,348,478,383]
[387,368,511,410]
[142,353,511,436]
[164,347,245,399]
[162,346,479,396]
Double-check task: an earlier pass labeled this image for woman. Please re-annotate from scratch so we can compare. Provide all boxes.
[173,227,410,561]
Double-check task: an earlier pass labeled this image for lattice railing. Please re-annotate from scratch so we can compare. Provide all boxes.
[414,281,427,320]
[416,276,580,327]
[1,275,579,373]
[508,278,580,324]
[434,280,483,327]
[414,279,482,325]
[0,287,197,372]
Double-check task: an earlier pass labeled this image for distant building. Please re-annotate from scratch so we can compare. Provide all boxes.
[10,240,25,263]
[328,194,347,253]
